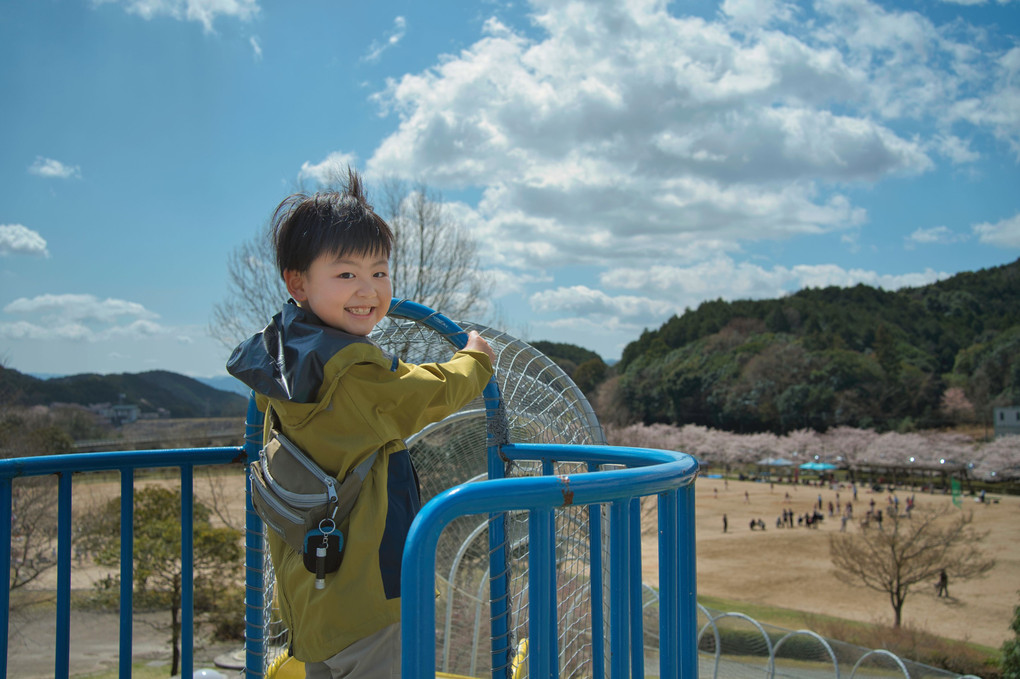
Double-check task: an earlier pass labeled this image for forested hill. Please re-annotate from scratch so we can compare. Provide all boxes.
[0,368,247,419]
[616,257,1020,434]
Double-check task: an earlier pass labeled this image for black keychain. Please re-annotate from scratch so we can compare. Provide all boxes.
[304,518,344,588]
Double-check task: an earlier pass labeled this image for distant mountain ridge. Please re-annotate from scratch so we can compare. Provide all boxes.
[0,368,247,419]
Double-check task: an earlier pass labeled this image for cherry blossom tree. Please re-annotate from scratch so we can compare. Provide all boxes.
[604,423,1018,482]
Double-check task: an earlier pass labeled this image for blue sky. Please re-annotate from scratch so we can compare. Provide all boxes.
[1,0,1018,380]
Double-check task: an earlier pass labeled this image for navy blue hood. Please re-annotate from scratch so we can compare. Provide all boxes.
[226,301,396,403]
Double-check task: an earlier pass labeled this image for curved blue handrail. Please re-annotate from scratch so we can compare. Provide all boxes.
[402,442,700,679]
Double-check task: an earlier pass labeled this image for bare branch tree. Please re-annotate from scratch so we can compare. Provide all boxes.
[210,172,488,350]
[209,225,288,350]
[829,505,995,627]
[1,395,69,609]
[378,176,487,321]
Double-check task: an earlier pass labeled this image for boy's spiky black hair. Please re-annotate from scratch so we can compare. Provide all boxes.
[272,167,394,276]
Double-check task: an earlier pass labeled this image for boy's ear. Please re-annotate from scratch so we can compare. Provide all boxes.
[283,269,308,302]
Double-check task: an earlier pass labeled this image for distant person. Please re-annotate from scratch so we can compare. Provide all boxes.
[936,569,949,597]
[723,514,728,533]
[227,169,495,678]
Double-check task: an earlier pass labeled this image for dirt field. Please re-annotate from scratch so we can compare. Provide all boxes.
[649,477,1020,649]
[6,473,1018,677]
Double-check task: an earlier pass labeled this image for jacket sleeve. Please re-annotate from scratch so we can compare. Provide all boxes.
[338,349,493,444]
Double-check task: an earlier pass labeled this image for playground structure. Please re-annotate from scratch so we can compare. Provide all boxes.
[250,300,702,677]
[0,300,702,678]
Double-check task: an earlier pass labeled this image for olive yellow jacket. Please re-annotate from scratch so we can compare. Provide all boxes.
[227,302,492,661]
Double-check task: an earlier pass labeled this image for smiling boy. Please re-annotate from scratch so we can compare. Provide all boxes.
[227,168,494,678]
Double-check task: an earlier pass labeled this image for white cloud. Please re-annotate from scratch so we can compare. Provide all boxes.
[298,151,359,186]
[0,296,175,344]
[28,156,81,180]
[722,0,798,28]
[363,16,407,63]
[936,0,1010,5]
[0,224,50,257]
[530,285,665,322]
[4,294,159,323]
[250,36,262,61]
[364,0,998,273]
[906,225,965,247]
[0,320,92,342]
[485,267,553,298]
[789,263,948,290]
[932,134,980,164]
[972,212,1020,248]
[600,258,949,307]
[92,0,260,33]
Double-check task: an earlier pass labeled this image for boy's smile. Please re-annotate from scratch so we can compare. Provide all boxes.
[285,251,392,336]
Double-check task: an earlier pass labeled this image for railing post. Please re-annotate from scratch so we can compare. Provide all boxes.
[484,379,512,678]
[629,497,644,679]
[120,470,134,678]
[243,395,267,679]
[609,498,631,679]
[181,464,195,678]
[55,472,73,679]
[0,478,12,678]
[658,489,679,679]
[529,506,557,679]
[586,464,605,679]
[678,484,698,677]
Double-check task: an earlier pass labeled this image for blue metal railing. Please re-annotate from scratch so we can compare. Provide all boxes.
[1,437,699,679]
[0,445,248,679]
[402,442,700,679]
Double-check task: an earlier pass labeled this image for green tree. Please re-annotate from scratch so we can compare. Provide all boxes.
[1003,593,1020,679]
[572,358,608,395]
[78,486,243,676]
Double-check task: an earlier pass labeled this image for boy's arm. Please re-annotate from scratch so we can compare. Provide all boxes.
[339,345,494,441]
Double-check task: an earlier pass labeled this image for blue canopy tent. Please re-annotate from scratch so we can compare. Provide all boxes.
[799,461,837,472]
[757,457,794,467]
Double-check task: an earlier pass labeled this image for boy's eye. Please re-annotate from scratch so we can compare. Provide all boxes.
[373,271,388,278]
[337,272,354,279]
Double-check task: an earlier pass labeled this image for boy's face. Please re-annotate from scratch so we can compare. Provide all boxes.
[284,250,392,336]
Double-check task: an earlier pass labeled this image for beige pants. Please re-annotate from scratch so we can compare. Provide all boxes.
[304,623,401,679]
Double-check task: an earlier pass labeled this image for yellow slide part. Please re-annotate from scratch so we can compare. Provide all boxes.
[268,655,481,679]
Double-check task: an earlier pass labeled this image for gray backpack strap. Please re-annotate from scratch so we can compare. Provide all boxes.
[331,450,379,523]
[263,402,380,528]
